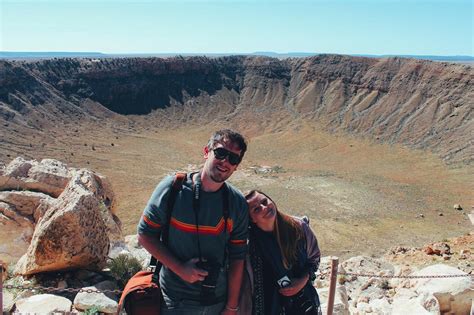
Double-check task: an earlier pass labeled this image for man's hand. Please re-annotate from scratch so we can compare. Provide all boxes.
[278,274,309,297]
[176,258,209,283]
[138,234,209,284]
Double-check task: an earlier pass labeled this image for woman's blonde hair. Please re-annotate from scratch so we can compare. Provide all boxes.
[245,190,304,269]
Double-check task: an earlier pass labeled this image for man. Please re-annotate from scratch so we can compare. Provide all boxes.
[138,129,248,314]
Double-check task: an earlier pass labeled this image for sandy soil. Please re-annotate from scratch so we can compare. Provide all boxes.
[0,119,472,263]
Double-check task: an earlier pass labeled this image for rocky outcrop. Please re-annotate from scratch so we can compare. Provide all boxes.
[406,264,473,314]
[3,236,472,314]
[318,256,473,315]
[0,157,122,275]
[0,157,70,198]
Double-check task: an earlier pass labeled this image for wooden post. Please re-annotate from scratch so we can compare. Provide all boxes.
[326,257,339,315]
[0,263,3,314]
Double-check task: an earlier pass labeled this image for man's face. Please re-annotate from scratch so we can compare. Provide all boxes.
[203,140,242,183]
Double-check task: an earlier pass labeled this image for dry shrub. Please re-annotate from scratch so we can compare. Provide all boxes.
[107,254,143,289]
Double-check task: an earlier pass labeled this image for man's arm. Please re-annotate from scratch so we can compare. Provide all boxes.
[138,233,208,283]
[222,259,244,314]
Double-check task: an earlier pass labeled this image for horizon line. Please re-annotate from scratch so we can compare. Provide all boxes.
[1,51,473,59]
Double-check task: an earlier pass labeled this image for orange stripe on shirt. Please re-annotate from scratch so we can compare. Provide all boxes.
[143,215,161,229]
[229,239,246,245]
[171,217,234,236]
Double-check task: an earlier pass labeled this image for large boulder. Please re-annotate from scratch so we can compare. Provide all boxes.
[0,157,123,275]
[14,169,111,274]
[409,264,473,314]
[0,157,70,198]
[391,288,440,314]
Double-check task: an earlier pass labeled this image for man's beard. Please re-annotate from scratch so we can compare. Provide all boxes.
[209,167,230,183]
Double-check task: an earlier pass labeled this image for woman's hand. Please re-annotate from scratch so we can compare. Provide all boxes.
[278,274,309,297]
[221,305,239,315]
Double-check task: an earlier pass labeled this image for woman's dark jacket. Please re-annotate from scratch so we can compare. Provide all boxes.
[239,216,321,315]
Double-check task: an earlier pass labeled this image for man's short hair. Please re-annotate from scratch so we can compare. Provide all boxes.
[207,129,248,159]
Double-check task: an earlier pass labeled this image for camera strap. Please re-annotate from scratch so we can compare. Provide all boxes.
[192,171,229,267]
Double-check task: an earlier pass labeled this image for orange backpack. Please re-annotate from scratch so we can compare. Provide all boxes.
[116,173,187,315]
[117,270,161,315]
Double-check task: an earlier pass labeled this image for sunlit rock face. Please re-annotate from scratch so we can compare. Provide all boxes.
[0,157,122,275]
[1,55,472,163]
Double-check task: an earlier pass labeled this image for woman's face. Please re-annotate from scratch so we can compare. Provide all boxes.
[247,192,277,232]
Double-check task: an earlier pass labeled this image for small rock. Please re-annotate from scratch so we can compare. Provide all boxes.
[15,294,72,313]
[73,280,118,314]
[424,243,450,256]
[424,246,436,255]
[439,213,444,216]
[442,254,451,260]
[453,204,463,210]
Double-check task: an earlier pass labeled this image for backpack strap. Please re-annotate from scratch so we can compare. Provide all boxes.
[162,172,187,246]
[150,172,187,279]
[221,183,230,267]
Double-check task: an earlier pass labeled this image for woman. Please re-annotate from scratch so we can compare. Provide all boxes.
[242,190,321,315]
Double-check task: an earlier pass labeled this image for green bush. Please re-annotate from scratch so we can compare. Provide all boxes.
[107,254,143,289]
[83,306,100,315]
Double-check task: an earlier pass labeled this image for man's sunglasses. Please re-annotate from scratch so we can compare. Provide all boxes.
[213,147,241,166]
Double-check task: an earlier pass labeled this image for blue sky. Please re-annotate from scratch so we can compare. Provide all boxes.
[1,0,472,55]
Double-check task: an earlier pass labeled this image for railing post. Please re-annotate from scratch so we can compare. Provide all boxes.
[0,263,3,314]
[326,257,339,315]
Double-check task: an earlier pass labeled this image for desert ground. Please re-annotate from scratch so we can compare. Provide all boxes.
[1,116,472,264]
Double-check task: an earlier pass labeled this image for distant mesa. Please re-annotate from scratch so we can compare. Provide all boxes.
[1,51,473,61]
[0,51,107,59]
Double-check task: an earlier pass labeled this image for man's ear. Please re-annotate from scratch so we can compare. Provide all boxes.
[203,146,209,159]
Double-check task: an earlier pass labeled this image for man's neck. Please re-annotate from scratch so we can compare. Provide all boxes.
[196,170,224,192]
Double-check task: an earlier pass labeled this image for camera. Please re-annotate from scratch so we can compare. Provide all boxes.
[278,276,318,315]
[289,290,318,315]
[196,260,221,305]
[277,275,292,288]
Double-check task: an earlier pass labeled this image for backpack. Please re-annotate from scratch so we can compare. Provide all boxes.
[117,172,187,315]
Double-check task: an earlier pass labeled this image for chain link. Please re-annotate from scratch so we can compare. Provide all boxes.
[2,270,471,296]
[337,272,472,279]
[4,284,122,294]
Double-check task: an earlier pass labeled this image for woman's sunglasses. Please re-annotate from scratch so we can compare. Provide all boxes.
[213,147,241,166]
